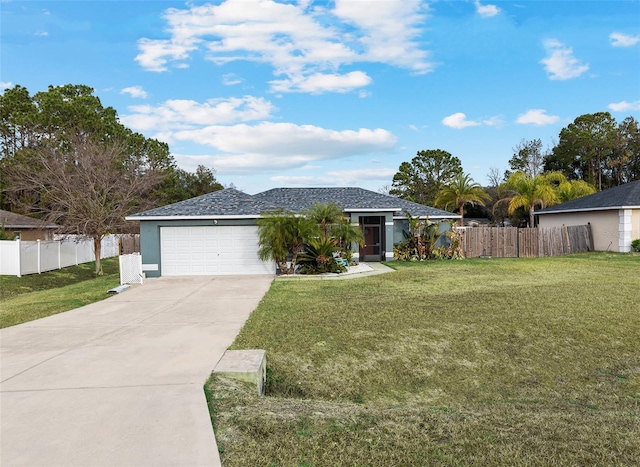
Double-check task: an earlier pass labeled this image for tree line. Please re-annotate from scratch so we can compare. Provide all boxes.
[390,112,640,227]
[0,84,223,274]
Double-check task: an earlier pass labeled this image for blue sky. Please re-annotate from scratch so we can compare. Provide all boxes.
[2,0,639,194]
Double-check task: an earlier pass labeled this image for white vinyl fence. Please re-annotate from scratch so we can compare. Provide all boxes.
[0,235,120,277]
[119,253,144,285]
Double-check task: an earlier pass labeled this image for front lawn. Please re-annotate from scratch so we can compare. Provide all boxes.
[206,252,640,466]
[0,258,120,328]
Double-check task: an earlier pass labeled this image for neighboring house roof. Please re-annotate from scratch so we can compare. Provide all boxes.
[127,187,460,220]
[0,210,59,229]
[537,180,640,215]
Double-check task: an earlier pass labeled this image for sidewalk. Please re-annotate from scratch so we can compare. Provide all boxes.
[275,262,395,281]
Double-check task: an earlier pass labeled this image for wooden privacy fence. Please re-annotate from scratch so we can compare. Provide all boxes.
[461,225,593,258]
[119,235,140,255]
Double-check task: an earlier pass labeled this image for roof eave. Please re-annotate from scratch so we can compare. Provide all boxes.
[3,224,59,229]
[125,214,262,221]
[393,214,461,219]
[537,205,640,215]
[343,208,402,213]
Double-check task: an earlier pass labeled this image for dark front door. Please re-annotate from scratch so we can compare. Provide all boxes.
[360,216,383,261]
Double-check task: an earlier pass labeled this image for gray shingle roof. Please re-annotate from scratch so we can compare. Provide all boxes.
[127,187,459,219]
[254,187,458,218]
[537,180,640,214]
[0,210,59,229]
[127,188,280,218]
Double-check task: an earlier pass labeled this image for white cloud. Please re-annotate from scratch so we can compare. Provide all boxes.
[516,109,560,125]
[540,39,589,80]
[474,0,500,18]
[122,94,397,174]
[136,0,432,93]
[482,116,504,127]
[270,175,318,185]
[271,168,396,186]
[120,85,148,99]
[171,122,396,173]
[0,81,12,90]
[610,32,640,47]
[35,31,49,37]
[442,113,502,129]
[222,74,243,86]
[608,100,640,112]
[177,122,394,155]
[270,71,372,94]
[331,0,432,74]
[120,96,275,132]
[442,113,481,129]
[135,38,198,72]
[325,168,397,184]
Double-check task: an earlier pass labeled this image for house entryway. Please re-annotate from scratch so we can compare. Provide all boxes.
[360,216,385,261]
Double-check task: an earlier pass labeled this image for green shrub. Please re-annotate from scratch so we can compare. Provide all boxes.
[632,238,640,252]
[393,215,459,261]
[297,237,346,274]
[0,224,15,240]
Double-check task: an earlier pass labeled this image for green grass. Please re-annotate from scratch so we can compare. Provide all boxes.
[0,258,120,328]
[206,252,640,466]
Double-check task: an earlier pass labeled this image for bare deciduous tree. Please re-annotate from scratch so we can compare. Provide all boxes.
[5,135,163,274]
[486,166,503,188]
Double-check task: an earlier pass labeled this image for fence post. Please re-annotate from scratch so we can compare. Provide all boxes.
[17,238,22,278]
[58,240,61,270]
[37,239,41,274]
[563,225,571,254]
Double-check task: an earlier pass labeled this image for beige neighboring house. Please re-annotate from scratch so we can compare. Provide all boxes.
[0,210,60,241]
[536,180,640,253]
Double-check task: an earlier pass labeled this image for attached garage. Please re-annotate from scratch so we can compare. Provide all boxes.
[160,226,274,276]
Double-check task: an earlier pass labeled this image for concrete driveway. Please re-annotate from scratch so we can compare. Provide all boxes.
[0,275,273,466]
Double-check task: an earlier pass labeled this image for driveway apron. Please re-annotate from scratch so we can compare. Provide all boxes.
[0,275,273,466]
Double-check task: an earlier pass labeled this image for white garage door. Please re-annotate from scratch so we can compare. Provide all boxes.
[160,226,275,276]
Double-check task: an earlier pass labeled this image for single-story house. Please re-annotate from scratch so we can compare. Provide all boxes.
[0,210,59,241]
[126,187,460,277]
[536,179,640,252]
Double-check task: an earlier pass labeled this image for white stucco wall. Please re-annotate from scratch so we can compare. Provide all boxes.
[537,210,621,252]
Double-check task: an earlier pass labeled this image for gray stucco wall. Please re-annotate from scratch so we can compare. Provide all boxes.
[139,218,258,277]
[384,213,394,261]
[393,219,409,245]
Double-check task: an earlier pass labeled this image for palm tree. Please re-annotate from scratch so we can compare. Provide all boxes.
[304,202,345,238]
[501,172,560,227]
[257,210,316,274]
[555,179,597,203]
[303,202,364,254]
[435,173,491,226]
